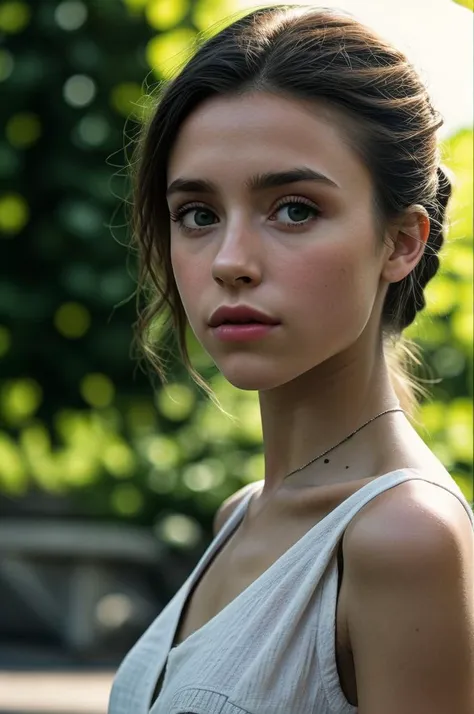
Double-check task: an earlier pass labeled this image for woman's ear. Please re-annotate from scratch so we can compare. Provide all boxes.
[381,205,430,284]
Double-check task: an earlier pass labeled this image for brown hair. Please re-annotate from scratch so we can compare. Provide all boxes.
[130,5,452,420]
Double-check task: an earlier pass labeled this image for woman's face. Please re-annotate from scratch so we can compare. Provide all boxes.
[167,92,389,391]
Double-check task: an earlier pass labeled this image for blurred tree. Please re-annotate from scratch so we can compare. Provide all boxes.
[0,0,472,558]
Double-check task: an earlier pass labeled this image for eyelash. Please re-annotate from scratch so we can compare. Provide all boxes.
[169,196,321,234]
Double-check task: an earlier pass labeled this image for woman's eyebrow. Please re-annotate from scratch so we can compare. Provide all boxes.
[166,167,339,198]
[247,167,339,191]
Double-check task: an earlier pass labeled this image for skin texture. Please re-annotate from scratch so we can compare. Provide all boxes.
[167,91,430,497]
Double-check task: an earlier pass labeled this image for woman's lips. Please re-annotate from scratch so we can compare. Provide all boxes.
[211,323,279,341]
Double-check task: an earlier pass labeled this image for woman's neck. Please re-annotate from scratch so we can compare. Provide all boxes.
[258,345,402,495]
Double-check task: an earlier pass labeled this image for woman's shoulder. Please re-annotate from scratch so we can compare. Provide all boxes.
[344,463,473,563]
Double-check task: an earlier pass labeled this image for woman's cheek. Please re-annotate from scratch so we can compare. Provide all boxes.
[171,249,200,306]
[288,254,369,341]
[282,249,350,304]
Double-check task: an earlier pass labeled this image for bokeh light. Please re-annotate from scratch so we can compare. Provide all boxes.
[95,593,134,629]
[54,0,88,31]
[145,435,180,470]
[0,1,31,33]
[1,378,43,425]
[111,483,144,516]
[54,302,91,339]
[146,0,189,30]
[146,28,197,79]
[156,383,196,421]
[101,441,136,478]
[155,513,202,548]
[0,192,29,234]
[110,82,144,119]
[57,200,104,238]
[63,74,96,108]
[75,113,110,146]
[80,373,115,408]
[6,112,42,148]
[191,0,238,32]
[182,460,225,492]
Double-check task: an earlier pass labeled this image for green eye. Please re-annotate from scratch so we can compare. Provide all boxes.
[170,204,218,233]
[193,209,215,226]
[275,201,320,224]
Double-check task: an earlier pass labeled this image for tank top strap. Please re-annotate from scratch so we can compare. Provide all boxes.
[317,467,473,713]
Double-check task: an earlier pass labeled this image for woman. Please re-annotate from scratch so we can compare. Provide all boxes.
[109,6,474,713]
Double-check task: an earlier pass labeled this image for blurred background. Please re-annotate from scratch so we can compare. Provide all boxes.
[0,0,472,711]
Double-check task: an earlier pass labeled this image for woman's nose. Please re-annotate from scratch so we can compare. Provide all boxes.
[211,224,262,288]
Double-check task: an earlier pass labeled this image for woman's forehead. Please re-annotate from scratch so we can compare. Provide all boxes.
[167,92,372,197]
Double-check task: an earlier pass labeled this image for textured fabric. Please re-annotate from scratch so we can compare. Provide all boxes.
[108,468,474,714]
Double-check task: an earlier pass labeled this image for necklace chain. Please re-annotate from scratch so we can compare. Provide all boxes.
[283,407,405,481]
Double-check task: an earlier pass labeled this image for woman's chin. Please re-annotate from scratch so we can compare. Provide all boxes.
[216,364,287,392]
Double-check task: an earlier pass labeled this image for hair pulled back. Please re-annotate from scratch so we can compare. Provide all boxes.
[132,5,452,418]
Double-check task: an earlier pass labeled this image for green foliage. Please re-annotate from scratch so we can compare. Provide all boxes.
[408,128,474,500]
[0,0,472,548]
[453,0,473,11]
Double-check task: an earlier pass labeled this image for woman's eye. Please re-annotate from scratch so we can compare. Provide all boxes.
[170,205,218,231]
[274,202,319,224]
[170,199,320,233]
[185,208,216,228]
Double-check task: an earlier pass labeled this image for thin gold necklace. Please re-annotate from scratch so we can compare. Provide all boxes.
[283,407,404,481]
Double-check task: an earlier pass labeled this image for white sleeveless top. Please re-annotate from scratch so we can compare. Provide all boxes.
[108,468,474,714]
